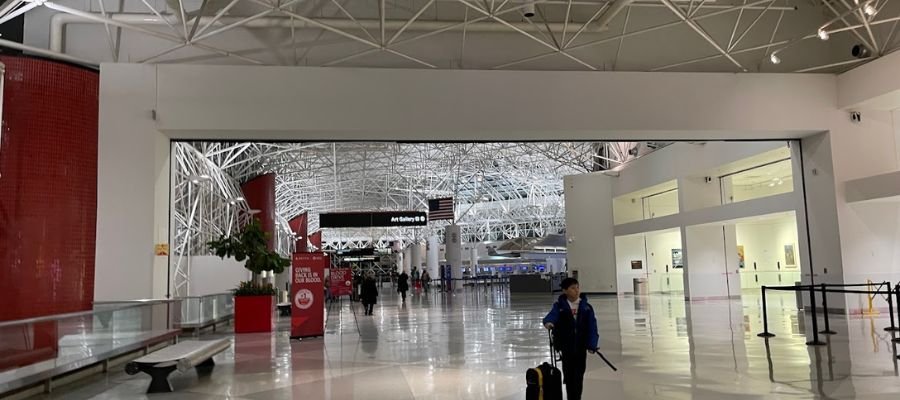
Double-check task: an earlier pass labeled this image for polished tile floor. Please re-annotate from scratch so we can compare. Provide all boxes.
[34,287,900,399]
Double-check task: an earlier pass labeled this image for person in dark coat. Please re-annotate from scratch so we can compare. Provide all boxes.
[421,270,431,293]
[360,271,378,316]
[397,270,410,302]
[542,278,599,400]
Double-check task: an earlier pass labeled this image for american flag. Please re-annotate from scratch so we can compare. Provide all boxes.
[428,197,455,221]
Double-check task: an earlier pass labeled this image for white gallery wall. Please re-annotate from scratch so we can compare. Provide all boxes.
[95,64,168,301]
[188,256,250,296]
[93,56,900,304]
[614,235,645,293]
[588,139,814,301]
[684,224,741,300]
[564,173,617,293]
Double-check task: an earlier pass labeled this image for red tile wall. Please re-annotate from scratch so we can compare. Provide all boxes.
[0,56,99,322]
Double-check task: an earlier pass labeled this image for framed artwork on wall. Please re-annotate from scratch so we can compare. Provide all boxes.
[671,249,683,269]
[784,244,797,267]
[737,245,745,269]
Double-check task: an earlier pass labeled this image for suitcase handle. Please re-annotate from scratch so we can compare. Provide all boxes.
[547,329,559,369]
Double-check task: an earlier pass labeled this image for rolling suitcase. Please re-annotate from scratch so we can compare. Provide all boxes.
[525,331,564,400]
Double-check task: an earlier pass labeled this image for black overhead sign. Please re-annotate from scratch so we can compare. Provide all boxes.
[319,211,428,228]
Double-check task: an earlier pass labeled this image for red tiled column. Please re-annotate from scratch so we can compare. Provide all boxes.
[0,56,98,322]
[241,173,276,250]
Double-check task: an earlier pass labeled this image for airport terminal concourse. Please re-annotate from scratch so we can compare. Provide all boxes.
[3,0,900,398]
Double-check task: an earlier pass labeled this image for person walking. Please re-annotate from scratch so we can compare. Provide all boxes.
[397,270,410,302]
[411,267,421,294]
[542,278,599,400]
[360,271,378,316]
[421,270,431,293]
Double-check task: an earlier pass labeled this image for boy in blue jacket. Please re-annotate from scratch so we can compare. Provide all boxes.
[543,278,599,400]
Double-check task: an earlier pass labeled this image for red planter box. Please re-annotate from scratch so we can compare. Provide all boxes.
[234,295,274,333]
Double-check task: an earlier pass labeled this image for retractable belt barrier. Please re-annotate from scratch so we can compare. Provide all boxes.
[757,281,900,347]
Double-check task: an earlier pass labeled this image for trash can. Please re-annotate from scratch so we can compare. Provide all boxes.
[795,281,804,310]
[633,278,648,295]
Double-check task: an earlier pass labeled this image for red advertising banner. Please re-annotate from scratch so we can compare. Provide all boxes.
[329,268,353,297]
[309,230,322,251]
[291,253,328,338]
[288,213,308,252]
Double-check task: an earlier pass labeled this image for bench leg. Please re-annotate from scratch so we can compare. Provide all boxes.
[196,357,216,376]
[141,365,176,394]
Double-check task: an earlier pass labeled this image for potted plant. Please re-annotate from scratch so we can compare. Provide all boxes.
[208,219,290,333]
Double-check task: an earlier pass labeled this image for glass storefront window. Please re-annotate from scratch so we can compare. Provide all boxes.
[642,189,679,219]
[614,182,679,225]
[720,159,793,204]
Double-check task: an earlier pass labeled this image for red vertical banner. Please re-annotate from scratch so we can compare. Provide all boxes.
[288,213,308,252]
[329,268,352,297]
[309,230,322,251]
[291,253,327,338]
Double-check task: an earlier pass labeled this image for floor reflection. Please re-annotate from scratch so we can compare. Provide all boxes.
[30,289,900,399]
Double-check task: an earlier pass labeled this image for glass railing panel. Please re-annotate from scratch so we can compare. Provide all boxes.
[0,300,180,393]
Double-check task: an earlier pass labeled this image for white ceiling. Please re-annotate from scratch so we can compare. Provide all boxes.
[7,0,900,72]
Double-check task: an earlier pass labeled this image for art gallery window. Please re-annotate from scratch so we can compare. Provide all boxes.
[613,180,679,225]
[719,147,794,205]
[735,212,802,291]
[615,228,684,294]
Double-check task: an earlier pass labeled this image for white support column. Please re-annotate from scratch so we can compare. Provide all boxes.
[96,64,166,301]
[402,246,412,273]
[445,224,463,291]
[795,134,846,311]
[410,241,423,272]
[564,173,617,294]
[426,236,439,278]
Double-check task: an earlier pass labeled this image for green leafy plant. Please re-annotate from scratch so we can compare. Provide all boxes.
[207,219,291,296]
[232,280,277,296]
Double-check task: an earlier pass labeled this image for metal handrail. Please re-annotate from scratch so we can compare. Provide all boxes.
[175,292,232,300]
[0,299,179,329]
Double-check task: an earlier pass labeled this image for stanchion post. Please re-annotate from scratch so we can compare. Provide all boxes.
[893,284,900,342]
[886,283,900,332]
[757,286,775,338]
[819,284,836,335]
[806,285,826,346]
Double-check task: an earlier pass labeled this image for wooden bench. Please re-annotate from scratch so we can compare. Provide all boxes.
[124,339,230,393]
[276,302,291,316]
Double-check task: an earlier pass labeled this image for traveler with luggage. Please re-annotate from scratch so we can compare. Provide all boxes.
[542,278,599,400]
